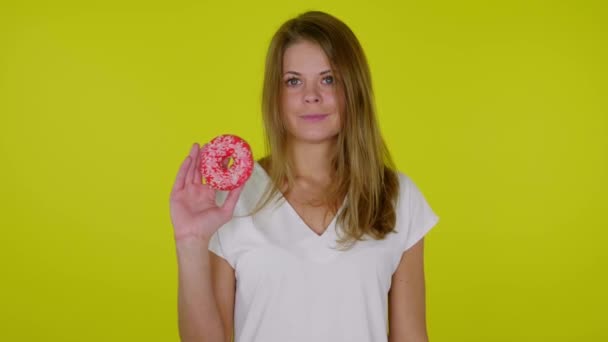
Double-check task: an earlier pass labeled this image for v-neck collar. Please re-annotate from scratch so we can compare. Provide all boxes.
[253,161,347,240]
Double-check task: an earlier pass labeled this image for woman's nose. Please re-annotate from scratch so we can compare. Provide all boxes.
[305,96,320,103]
[304,89,321,103]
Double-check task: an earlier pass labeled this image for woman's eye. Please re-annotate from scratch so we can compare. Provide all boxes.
[286,78,300,86]
[285,76,334,86]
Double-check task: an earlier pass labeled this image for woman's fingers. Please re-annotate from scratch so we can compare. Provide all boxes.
[184,143,198,185]
[193,146,202,185]
[171,155,192,195]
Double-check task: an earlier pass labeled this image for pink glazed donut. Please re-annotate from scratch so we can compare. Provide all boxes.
[199,134,254,191]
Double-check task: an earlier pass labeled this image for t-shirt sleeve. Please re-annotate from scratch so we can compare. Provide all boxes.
[206,190,233,264]
[207,228,226,259]
[400,174,440,253]
[206,176,261,267]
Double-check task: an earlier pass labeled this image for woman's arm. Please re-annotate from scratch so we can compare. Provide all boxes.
[388,238,429,342]
[176,238,226,342]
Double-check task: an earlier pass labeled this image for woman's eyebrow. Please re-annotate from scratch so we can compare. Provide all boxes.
[284,69,332,76]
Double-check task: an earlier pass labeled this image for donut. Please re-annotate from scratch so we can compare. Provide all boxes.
[199,134,254,191]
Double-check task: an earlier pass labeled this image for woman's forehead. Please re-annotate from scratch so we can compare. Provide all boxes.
[283,42,331,70]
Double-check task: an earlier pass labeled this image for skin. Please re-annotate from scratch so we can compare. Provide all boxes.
[279,39,346,234]
[281,39,343,185]
[389,238,429,341]
[208,39,429,341]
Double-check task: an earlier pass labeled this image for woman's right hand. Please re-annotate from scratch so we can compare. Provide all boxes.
[169,143,245,243]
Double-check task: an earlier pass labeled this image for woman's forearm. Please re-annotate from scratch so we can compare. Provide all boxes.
[176,238,225,342]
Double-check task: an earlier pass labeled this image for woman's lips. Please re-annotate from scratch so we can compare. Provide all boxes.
[300,113,329,121]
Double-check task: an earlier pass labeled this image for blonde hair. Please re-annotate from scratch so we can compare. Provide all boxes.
[248,10,400,251]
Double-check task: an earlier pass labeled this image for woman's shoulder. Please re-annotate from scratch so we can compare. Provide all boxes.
[395,169,410,191]
[391,168,429,212]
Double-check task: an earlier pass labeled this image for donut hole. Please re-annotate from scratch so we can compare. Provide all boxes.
[222,156,235,169]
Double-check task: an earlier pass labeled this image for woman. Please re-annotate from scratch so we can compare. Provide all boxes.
[170,10,440,342]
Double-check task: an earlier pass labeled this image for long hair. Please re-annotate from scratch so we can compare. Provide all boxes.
[247,10,400,251]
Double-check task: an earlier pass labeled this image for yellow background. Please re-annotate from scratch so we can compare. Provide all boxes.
[1,1,606,341]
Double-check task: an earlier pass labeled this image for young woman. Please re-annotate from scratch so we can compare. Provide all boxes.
[170,10,440,342]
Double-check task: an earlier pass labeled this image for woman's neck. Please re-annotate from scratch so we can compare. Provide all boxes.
[289,138,336,183]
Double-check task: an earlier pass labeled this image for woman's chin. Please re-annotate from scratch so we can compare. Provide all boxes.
[290,133,339,144]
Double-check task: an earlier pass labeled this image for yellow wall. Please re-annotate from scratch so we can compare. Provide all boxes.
[1,1,606,341]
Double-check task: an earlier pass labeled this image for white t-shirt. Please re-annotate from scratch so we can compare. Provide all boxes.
[208,161,440,342]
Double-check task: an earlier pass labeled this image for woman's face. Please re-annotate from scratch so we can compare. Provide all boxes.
[281,40,344,144]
